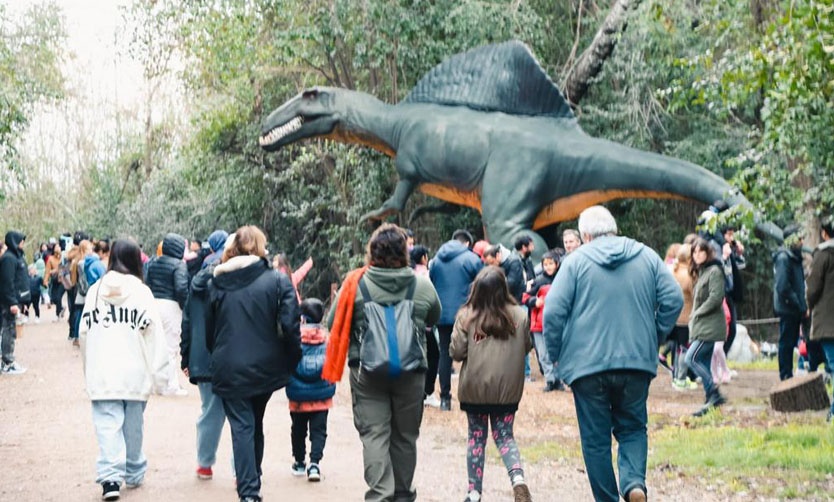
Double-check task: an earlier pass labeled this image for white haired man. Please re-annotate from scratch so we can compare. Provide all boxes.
[544,206,683,502]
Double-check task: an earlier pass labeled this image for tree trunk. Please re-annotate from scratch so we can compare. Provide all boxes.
[769,373,830,412]
[563,0,643,106]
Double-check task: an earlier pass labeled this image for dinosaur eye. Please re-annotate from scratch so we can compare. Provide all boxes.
[302,89,319,99]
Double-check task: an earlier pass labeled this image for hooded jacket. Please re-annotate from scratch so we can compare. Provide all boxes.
[451,305,531,413]
[327,265,442,369]
[84,254,107,287]
[543,235,683,385]
[79,271,169,401]
[773,247,807,317]
[286,324,336,410]
[206,256,301,399]
[202,230,229,269]
[689,260,727,342]
[429,240,482,326]
[523,271,555,333]
[180,264,215,383]
[807,239,834,341]
[145,233,189,307]
[497,244,525,302]
[0,231,29,308]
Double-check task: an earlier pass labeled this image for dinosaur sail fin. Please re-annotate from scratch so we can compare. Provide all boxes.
[402,40,574,119]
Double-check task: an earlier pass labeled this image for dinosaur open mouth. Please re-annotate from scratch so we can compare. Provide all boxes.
[259,116,304,146]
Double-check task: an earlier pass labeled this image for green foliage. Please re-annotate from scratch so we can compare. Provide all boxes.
[6,0,832,314]
[661,0,834,221]
[0,2,66,196]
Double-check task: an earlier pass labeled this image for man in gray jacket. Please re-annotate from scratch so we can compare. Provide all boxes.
[544,206,683,502]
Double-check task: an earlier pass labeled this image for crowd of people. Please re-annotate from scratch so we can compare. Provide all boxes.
[1,203,833,502]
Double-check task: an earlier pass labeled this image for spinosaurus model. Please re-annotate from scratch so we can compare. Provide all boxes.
[259,41,781,253]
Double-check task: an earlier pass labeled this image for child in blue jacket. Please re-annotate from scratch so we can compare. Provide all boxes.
[286,298,335,482]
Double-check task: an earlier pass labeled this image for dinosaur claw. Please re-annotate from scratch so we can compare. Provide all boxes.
[360,207,398,222]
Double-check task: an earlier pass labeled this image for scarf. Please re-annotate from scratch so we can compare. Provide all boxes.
[322,266,368,383]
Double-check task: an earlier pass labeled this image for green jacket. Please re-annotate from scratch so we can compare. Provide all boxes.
[689,261,726,342]
[326,266,441,369]
[807,240,834,341]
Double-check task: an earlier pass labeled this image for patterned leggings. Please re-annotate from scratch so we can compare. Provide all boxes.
[466,411,524,494]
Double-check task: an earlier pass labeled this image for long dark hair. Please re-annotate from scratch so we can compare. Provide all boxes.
[460,267,517,340]
[689,237,716,281]
[108,239,144,281]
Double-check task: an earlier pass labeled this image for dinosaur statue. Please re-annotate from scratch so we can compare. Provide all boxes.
[259,41,781,254]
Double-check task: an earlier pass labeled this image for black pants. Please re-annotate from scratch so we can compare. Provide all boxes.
[724,298,738,355]
[437,325,453,400]
[778,314,802,380]
[807,340,829,372]
[27,291,40,318]
[49,278,65,316]
[223,393,272,500]
[424,327,439,397]
[290,410,328,464]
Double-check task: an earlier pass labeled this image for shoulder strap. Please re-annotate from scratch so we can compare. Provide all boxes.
[358,277,372,303]
[405,277,416,301]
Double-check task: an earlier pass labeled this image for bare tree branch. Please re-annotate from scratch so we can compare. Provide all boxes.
[563,0,643,106]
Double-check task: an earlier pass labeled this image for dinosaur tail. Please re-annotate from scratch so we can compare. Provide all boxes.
[554,137,783,241]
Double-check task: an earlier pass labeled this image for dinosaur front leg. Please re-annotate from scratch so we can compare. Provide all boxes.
[360,177,417,222]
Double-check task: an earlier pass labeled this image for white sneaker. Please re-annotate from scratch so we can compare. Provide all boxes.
[423,394,441,408]
[2,362,27,375]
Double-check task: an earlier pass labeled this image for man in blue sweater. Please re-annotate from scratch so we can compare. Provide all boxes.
[544,206,682,502]
[429,229,482,411]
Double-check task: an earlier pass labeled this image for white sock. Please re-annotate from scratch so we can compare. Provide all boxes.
[467,490,481,501]
[511,474,526,487]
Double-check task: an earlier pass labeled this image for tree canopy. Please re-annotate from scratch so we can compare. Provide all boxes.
[2,0,831,322]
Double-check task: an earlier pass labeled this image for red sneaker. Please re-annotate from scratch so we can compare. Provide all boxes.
[196,466,213,480]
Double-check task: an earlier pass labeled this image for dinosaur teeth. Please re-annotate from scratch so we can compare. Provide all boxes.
[259,116,304,146]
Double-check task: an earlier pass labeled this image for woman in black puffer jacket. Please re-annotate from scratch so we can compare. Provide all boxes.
[206,226,301,502]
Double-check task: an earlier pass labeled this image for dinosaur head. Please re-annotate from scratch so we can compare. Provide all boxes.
[259,87,340,151]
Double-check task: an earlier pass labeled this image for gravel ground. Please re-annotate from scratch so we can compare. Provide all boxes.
[0,306,822,501]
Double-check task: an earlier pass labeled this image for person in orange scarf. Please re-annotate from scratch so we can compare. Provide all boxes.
[324,223,441,502]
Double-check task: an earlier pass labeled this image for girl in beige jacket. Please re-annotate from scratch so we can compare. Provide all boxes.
[451,267,532,502]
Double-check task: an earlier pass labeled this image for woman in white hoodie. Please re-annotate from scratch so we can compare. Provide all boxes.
[80,239,169,502]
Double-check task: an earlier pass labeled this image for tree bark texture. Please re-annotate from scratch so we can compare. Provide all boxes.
[563,0,642,106]
[769,373,831,413]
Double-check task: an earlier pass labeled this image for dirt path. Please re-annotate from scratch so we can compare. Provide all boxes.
[0,307,790,501]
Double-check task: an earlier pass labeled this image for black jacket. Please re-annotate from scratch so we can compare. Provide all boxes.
[773,247,807,317]
[145,233,189,308]
[0,232,29,308]
[501,250,525,303]
[206,257,301,399]
[180,265,215,383]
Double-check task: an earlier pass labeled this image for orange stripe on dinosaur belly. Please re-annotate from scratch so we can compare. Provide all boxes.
[532,190,688,228]
[418,184,482,211]
[418,186,688,229]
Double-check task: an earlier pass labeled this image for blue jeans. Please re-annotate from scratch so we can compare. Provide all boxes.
[778,315,802,380]
[685,340,716,399]
[197,382,227,468]
[532,332,556,383]
[91,400,147,486]
[571,370,651,502]
[821,341,834,415]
